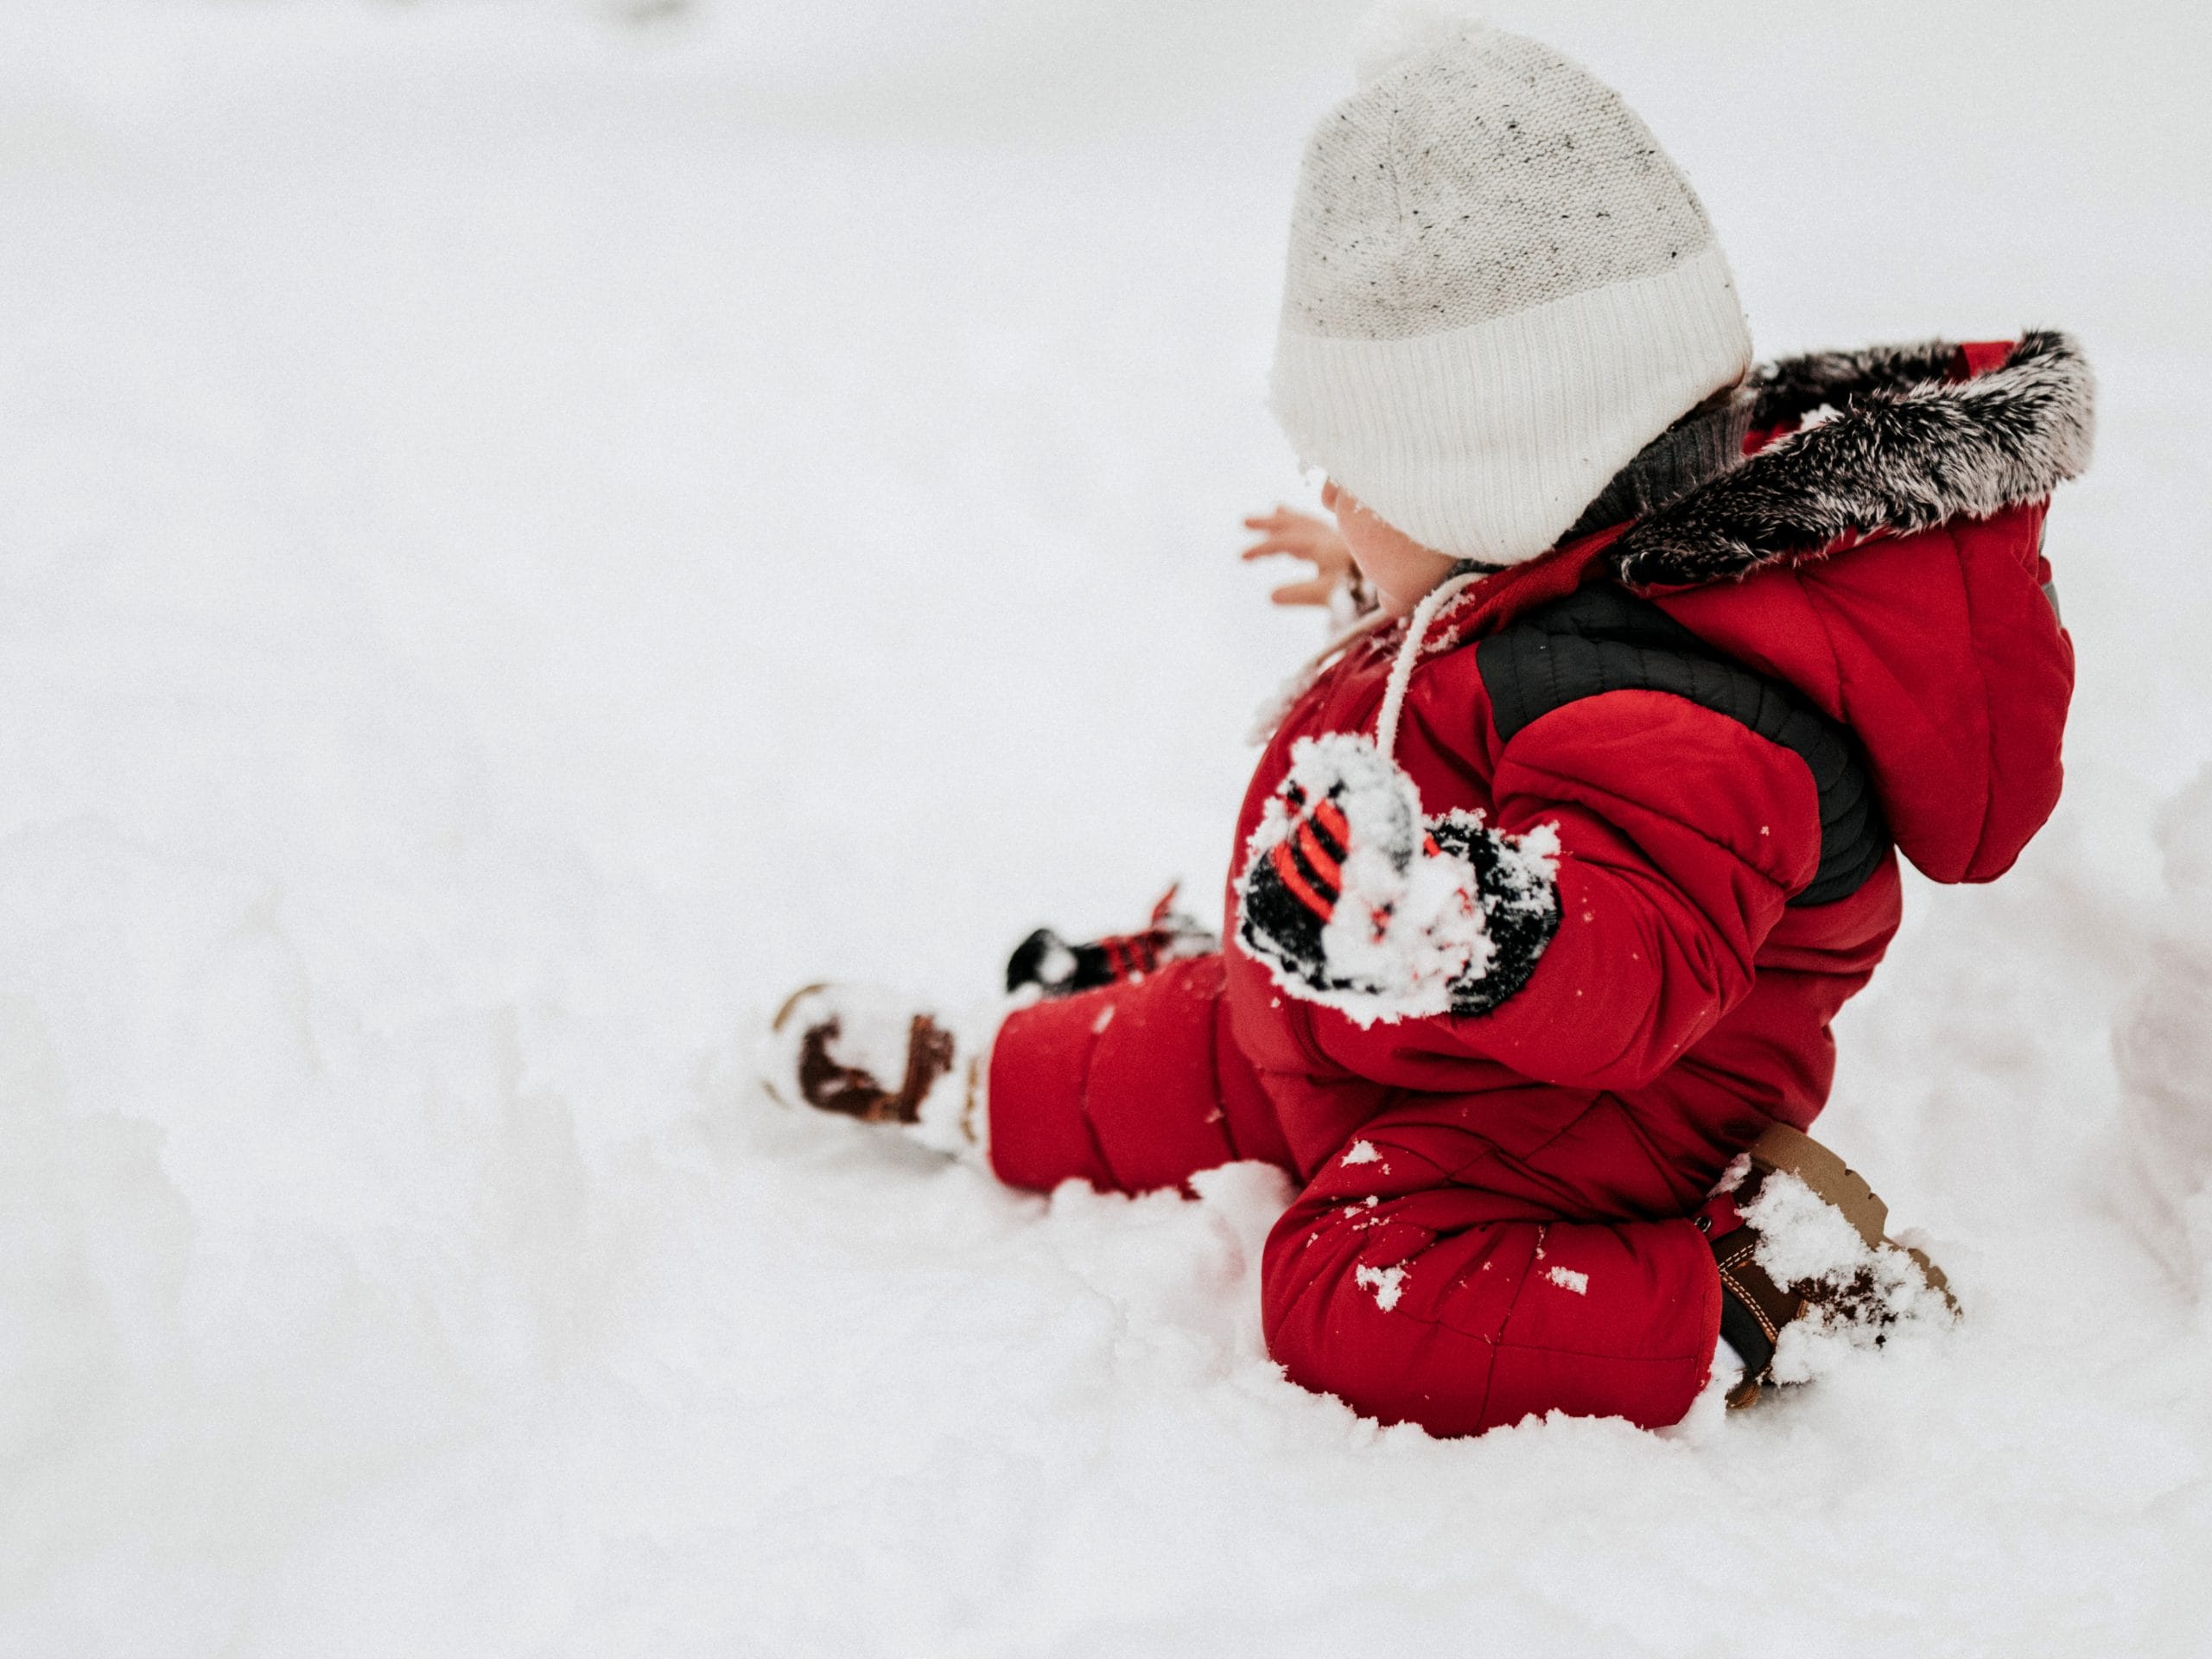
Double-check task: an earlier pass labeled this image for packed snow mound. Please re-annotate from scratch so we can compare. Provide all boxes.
[2115,765,2212,1292]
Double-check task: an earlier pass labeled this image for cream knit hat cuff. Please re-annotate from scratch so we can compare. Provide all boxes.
[1273,245,1752,567]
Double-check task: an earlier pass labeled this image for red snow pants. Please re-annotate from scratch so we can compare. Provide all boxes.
[988,954,1726,1436]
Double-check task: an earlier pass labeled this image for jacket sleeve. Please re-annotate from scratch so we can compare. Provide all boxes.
[1309,688,1825,1091]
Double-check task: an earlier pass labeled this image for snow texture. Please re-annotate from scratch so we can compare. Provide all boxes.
[1353,1262,1409,1311]
[1429,804,1560,1007]
[758,983,912,1107]
[1738,1172,1955,1386]
[2117,766,2212,1292]
[1235,731,1491,1024]
[753,982,982,1157]
[3,2,2211,1655]
[1743,1171,1879,1288]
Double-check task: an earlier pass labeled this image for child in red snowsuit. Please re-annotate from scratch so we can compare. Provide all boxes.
[766,23,2088,1433]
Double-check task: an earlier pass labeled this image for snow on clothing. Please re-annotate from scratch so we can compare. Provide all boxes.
[988,334,2089,1437]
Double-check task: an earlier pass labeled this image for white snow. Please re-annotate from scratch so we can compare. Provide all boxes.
[1341,1139,1381,1165]
[1353,1262,1408,1312]
[1737,1171,1957,1385]
[1236,731,1491,1024]
[1741,1170,1881,1289]
[3,2,2211,1655]
[1545,1266,1591,1296]
[758,984,910,1105]
[1038,936,1080,988]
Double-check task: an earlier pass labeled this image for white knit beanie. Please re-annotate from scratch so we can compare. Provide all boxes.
[1271,21,1754,567]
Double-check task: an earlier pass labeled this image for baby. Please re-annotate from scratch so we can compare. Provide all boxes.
[764,22,2090,1430]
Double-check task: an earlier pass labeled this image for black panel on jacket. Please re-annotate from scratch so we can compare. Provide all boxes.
[1472,584,1890,908]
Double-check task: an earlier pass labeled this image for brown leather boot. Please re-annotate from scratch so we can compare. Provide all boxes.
[1704,1124,1957,1408]
[761,984,982,1156]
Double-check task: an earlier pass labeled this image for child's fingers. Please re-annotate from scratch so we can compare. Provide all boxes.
[1242,525,1334,560]
[1241,506,1352,601]
[1243,505,1331,533]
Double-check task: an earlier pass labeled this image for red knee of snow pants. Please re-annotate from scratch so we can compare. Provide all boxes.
[988,955,1294,1192]
[988,955,1726,1436]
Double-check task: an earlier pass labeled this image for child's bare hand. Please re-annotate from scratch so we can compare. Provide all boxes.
[1240,505,1355,607]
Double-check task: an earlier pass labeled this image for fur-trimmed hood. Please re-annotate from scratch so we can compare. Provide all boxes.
[1611,330,2095,589]
[1274,330,2083,887]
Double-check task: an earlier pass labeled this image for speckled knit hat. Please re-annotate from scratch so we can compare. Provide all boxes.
[1270,22,1753,566]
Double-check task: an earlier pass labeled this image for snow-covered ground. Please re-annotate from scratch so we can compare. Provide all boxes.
[3,1,2209,1652]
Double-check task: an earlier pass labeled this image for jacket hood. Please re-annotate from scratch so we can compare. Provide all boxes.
[1622,332,2090,886]
[1611,329,2095,589]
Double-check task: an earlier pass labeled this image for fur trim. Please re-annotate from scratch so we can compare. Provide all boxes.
[1743,338,1965,430]
[1611,331,2095,588]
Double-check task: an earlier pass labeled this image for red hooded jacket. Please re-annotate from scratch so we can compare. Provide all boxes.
[988,333,2090,1434]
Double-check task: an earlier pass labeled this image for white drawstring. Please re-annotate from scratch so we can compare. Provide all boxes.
[1374,569,1483,760]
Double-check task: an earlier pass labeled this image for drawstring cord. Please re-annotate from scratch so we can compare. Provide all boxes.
[1251,564,1494,751]
[1374,569,1484,761]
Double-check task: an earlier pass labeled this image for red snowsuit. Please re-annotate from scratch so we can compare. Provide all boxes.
[987,335,2085,1435]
